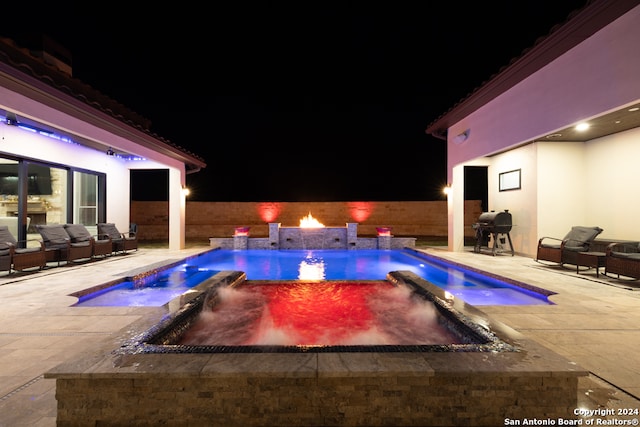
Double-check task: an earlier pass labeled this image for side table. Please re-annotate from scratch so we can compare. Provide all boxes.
[576,251,606,277]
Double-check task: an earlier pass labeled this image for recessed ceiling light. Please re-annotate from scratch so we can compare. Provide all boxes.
[628,107,639,112]
[575,123,590,131]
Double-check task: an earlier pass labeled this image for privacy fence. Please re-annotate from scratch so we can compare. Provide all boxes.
[130,200,483,242]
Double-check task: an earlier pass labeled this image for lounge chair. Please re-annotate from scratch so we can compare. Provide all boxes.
[97,223,138,254]
[0,225,46,273]
[35,224,93,265]
[605,241,640,280]
[0,243,10,274]
[536,226,603,267]
[64,224,112,259]
[0,216,31,238]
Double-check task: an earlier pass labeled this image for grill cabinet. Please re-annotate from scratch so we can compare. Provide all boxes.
[472,210,514,256]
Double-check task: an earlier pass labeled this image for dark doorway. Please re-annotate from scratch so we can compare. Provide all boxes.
[130,169,169,201]
[464,166,488,212]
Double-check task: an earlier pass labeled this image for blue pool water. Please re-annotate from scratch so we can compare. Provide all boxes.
[73,249,553,307]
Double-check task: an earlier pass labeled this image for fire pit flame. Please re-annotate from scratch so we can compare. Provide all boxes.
[300,212,325,228]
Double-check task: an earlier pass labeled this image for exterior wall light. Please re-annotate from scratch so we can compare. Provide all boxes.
[453,129,470,144]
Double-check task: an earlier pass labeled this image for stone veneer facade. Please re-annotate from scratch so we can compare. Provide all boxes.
[210,222,417,250]
[53,371,580,426]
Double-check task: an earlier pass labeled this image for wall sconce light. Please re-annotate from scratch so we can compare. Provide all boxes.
[182,187,190,197]
[443,185,452,196]
[453,129,470,144]
[5,112,18,126]
[106,147,115,156]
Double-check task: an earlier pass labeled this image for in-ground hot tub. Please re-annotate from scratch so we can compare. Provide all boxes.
[46,271,587,426]
[131,271,515,354]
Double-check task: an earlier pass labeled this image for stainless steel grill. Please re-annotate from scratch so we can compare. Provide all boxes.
[472,210,514,256]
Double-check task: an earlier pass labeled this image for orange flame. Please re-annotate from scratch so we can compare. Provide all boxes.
[300,212,325,228]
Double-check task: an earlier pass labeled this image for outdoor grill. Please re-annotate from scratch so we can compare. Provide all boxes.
[472,209,514,256]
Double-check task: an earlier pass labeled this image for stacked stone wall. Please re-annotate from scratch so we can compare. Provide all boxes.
[53,373,579,426]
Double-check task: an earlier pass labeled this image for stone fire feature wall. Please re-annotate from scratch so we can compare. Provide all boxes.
[210,222,417,250]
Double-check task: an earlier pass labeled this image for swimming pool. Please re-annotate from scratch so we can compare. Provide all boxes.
[72,248,554,307]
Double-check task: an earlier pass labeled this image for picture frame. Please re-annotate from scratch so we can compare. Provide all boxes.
[499,169,521,191]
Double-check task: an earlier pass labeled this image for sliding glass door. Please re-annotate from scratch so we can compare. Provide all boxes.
[0,156,105,244]
[73,171,98,234]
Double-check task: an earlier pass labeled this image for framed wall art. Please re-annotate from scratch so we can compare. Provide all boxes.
[499,169,521,191]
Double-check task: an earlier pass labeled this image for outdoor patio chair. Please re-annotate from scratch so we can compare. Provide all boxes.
[97,223,138,254]
[64,224,112,259]
[35,224,93,265]
[0,216,30,238]
[536,226,603,267]
[0,243,10,274]
[605,241,640,280]
[0,225,46,273]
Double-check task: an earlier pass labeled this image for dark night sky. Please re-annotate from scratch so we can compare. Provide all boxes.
[2,1,588,201]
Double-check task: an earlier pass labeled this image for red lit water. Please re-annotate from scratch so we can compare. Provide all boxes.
[178,281,463,346]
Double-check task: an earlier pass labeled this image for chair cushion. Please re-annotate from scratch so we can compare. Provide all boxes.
[14,246,42,255]
[36,224,70,248]
[97,223,123,241]
[64,224,92,243]
[563,226,603,249]
[540,243,562,249]
[611,251,640,260]
[70,241,91,248]
[0,225,17,250]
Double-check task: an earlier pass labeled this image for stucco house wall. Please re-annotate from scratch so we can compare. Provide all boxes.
[443,3,640,257]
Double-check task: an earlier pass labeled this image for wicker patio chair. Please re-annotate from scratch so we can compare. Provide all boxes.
[605,241,640,280]
[35,224,93,265]
[64,224,112,259]
[536,226,603,267]
[0,225,46,273]
[0,245,10,273]
[97,223,138,254]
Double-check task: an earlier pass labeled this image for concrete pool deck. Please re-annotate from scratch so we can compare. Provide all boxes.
[0,244,639,425]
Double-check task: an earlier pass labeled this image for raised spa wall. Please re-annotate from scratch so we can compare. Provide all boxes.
[46,270,587,426]
[209,222,416,250]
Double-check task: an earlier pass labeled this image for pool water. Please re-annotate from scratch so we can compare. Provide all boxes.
[178,281,464,347]
[73,268,218,307]
[73,249,553,307]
